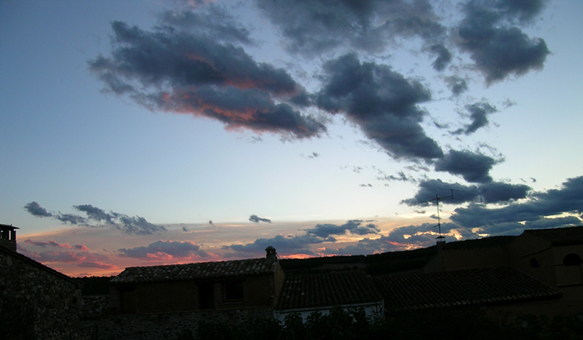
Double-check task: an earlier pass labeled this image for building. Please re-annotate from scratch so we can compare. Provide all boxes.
[275,270,384,321]
[374,266,560,316]
[0,224,85,339]
[108,246,285,314]
[421,226,583,316]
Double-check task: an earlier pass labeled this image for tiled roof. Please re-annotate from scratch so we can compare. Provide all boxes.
[276,271,383,310]
[110,258,277,284]
[524,226,583,246]
[374,267,560,312]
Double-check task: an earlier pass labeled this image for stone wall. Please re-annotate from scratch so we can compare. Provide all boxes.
[0,248,86,340]
[94,307,273,340]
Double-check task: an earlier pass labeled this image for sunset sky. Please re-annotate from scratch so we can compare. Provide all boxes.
[2,0,583,277]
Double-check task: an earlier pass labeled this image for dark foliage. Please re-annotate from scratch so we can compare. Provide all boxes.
[191,307,583,340]
[79,276,114,295]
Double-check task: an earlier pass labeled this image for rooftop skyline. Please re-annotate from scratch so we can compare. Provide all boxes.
[1,0,582,276]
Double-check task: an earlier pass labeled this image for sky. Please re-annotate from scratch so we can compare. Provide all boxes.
[1,0,583,277]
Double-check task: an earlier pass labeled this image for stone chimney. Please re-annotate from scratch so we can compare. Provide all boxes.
[265,246,277,263]
[0,224,19,252]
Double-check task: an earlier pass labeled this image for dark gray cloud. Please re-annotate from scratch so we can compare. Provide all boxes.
[430,44,452,71]
[225,219,377,257]
[402,179,531,206]
[23,202,166,235]
[434,150,499,183]
[323,237,389,255]
[316,53,442,161]
[24,201,52,217]
[227,176,581,257]
[89,20,325,139]
[480,181,531,204]
[451,176,583,230]
[159,6,253,44]
[305,219,380,238]
[249,214,272,223]
[456,0,550,84]
[224,234,329,257]
[256,0,446,57]
[56,213,87,225]
[25,239,71,249]
[452,102,497,135]
[444,76,468,96]
[119,240,209,260]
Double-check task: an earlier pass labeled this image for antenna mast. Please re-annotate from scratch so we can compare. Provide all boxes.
[424,190,453,241]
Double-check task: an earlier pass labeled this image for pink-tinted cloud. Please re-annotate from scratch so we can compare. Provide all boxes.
[25,239,72,249]
[74,244,90,252]
[78,261,118,270]
[118,240,210,261]
[34,250,117,270]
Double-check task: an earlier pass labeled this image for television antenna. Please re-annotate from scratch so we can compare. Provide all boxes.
[421,189,454,240]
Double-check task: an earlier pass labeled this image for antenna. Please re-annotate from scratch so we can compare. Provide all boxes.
[421,189,454,241]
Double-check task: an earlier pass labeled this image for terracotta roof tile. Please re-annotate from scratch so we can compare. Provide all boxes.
[276,271,383,310]
[110,258,277,284]
[374,267,560,312]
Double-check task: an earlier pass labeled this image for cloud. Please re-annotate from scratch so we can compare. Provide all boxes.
[402,179,531,206]
[452,102,497,135]
[25,239,72,249]
[74,244,90,252]
[256,0,446,57]
[24,201,52,217]
[159,6,253,45]
[118,240,209,260]
[77,261,118,270]
[23,202,166,235]
[225,220,379,257]
[89,19,325,139]
[305,220,380,238]
[429,44,452,71]
[34,250,118,270]
[316,53,442,161]
[451,176,583,230]
[444,76,468,96]
[456,0,550,84]
[434,150,500,183]
[224,234,327,257]
[249,214,272,223]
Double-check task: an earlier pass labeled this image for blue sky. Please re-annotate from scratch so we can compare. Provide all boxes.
[1,0,583,276]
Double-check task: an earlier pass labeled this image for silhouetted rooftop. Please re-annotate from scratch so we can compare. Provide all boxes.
[524,226,583,246]
[374,267,560,312]
[276,270,382,310]
[111,257,277,284]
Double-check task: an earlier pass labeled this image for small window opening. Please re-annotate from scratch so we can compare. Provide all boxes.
[564,254,582,266]
[530,258,540,268]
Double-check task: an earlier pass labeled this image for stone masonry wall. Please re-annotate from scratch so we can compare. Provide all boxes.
[0,250,86,340]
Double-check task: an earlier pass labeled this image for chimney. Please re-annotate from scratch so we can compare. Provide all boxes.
[265,246,277,263]
[0,224,19,252]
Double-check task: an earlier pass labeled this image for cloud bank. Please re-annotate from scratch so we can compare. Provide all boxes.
[24,202,166,235]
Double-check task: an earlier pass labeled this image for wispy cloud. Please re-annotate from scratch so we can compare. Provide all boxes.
[24,202,166,235]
